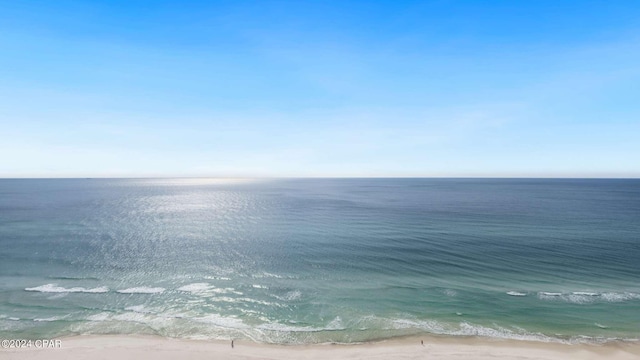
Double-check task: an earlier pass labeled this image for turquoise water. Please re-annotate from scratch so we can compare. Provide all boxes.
[1,178,639,344]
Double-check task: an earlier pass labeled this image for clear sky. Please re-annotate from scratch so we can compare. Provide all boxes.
[1,1,639,178]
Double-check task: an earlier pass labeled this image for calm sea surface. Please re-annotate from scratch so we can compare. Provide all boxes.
[1,178,639,344]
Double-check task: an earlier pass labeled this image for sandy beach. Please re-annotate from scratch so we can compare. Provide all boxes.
[3,335,640,360]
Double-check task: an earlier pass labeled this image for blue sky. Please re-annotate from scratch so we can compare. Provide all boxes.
[1,1,639,177]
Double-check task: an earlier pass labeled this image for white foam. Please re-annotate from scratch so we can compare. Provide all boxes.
[566,294,597,304]
[391,318,447,332]
[252,284,268,289]
[117,287,165,294]
[177,283,212,293]
[444,289,457,297]
[536,292,595,304]
[380,317,603,344]
[33,316,64,322]
[506,291,527,297]
[537,291,640,304]
[326,316,344,330]
[284,290,301,301]
[86,313,110,322]
[194,314,248,329]
[257,317,345,333]
[454,322,559,343]
[84,286,109,293]
[195,287,242,296]
[257,323,320,332]
[600,292,640,302]
[71,310,638,345]
[25,284,109,293]
[572,291,598,296]
[88,307,181,329]
[205,276,231,281]
[257,323,326,332]
[272,290,302,301]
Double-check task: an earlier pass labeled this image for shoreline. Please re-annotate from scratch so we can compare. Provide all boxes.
[3,334,640,360]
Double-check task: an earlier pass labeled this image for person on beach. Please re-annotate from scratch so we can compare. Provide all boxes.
[421,340,424,346]
[231,340,234,348]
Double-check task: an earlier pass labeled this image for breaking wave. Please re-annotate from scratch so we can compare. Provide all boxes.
[25,284,109,293]
[116,287,166,294]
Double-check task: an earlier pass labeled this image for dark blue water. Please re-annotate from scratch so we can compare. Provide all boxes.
[1,178,639,344]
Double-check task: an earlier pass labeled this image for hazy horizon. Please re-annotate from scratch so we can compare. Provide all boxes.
[2,175,640,179]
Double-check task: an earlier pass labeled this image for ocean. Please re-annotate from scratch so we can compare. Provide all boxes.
[1,178,639,344]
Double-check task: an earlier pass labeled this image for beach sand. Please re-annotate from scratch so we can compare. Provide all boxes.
[3,335,639,360]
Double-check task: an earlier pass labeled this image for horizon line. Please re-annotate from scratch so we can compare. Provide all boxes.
[1,176,639,180]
